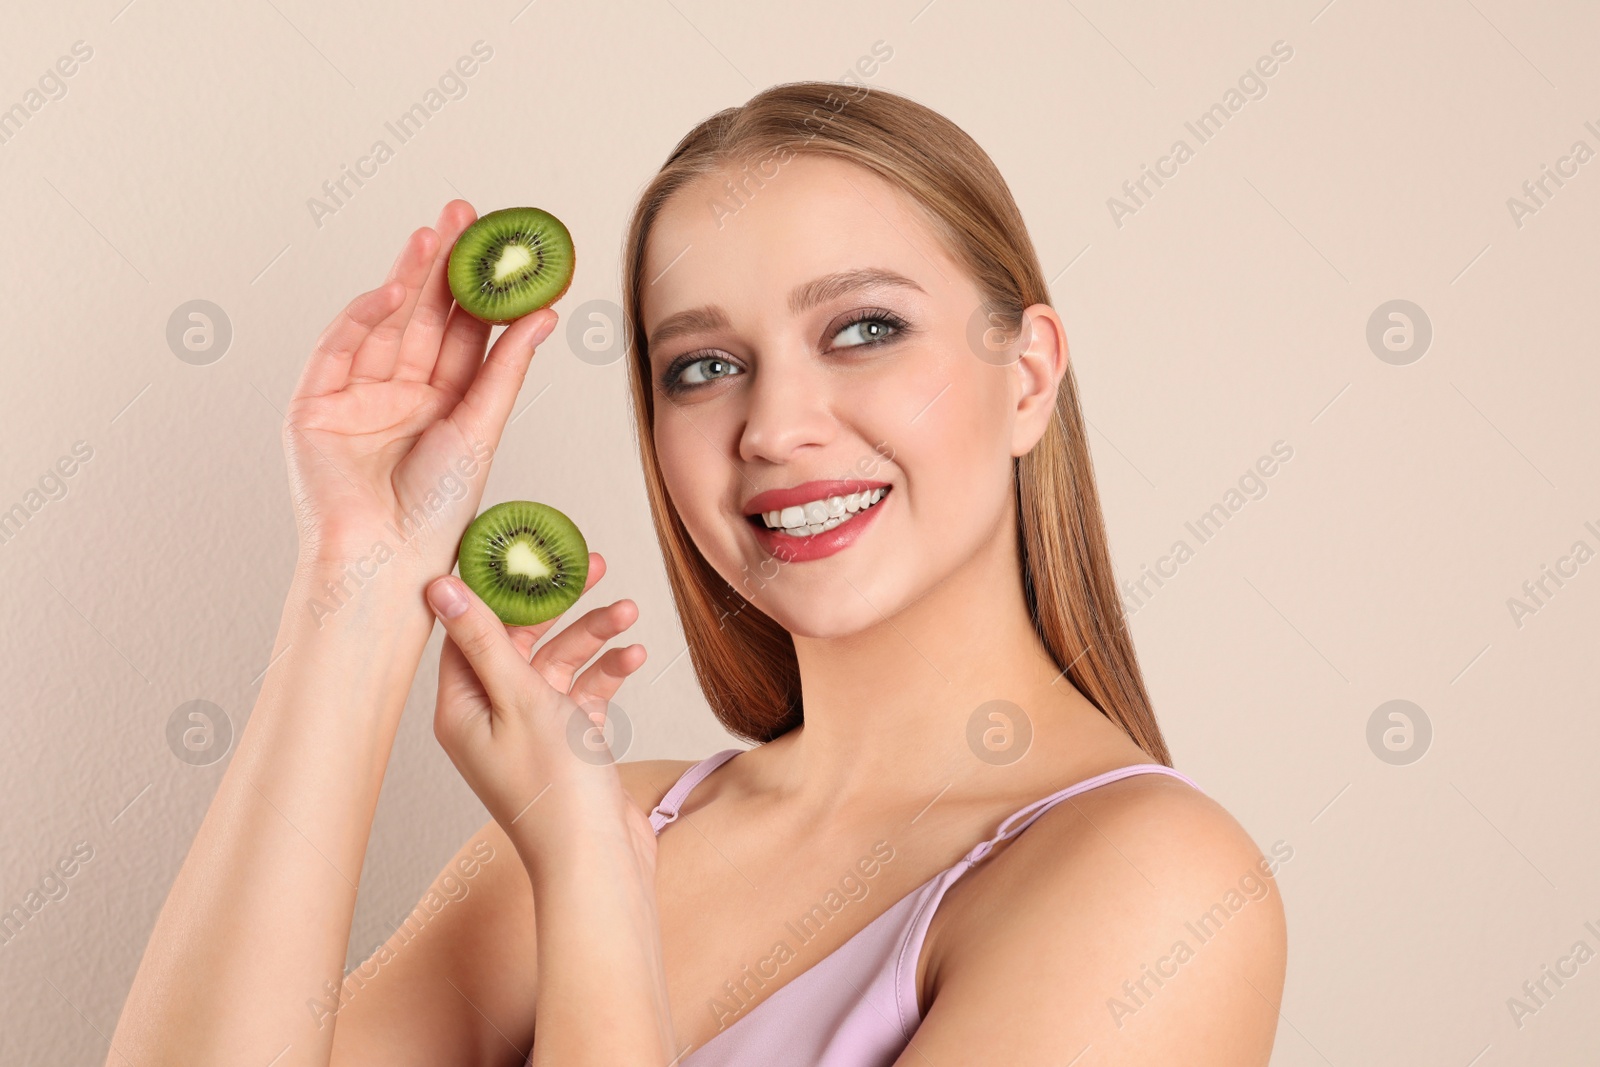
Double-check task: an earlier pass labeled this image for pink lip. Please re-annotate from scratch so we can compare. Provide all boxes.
[741,479,891,517]
[748,487,890,563]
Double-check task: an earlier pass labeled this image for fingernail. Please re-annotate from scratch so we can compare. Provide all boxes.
[428,578,470,619]
[530,312,557,347]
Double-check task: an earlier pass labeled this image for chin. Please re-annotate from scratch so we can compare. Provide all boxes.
[760,597,885,640]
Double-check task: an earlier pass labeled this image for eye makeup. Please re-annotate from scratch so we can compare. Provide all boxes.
[655,307,912,396]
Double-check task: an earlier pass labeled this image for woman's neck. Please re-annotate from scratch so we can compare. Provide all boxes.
[769,520,1127,812]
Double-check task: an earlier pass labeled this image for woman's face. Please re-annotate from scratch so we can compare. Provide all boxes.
[640,154,1059,639]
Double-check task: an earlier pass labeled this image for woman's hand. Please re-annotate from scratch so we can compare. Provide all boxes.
[282,200,558,573]
[429,559,682,1065]
[426,554,657,874]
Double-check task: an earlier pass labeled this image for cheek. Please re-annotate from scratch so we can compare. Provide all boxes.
[653,405,736,551]
[853,348,1013,481]
[860,359,1017,574]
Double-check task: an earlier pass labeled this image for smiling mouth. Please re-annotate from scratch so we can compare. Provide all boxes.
[746,487,890,538]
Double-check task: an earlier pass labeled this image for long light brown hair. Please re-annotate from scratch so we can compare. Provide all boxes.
[619,81,1172,766]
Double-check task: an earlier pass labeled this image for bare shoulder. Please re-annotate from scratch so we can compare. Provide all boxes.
[615,755,704,814]
[915,769,1289,1066]
[1026,769,1285,900]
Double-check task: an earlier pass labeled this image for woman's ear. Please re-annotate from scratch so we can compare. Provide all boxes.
[1010,303,1068,457]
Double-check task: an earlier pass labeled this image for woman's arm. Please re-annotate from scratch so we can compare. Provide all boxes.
[328,818,542,1065]
[424,575,678,1066]
[325,758,700,1065]
[108,564,438,1065]
[516,766,680,1066]
[106,200,560,1067]
[896,777,1288,1066]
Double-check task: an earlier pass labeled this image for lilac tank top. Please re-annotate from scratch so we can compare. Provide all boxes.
[648,748,1204,1066]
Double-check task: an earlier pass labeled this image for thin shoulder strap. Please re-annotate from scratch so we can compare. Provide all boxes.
[648,747,744,833]
[890,761,1206,1033]
[960,763,1204,866]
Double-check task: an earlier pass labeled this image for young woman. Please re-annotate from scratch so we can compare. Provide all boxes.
[110,83,1286,1066]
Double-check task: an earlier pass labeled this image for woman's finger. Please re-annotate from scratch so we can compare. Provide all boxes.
[436,630,481,704]
[567,644,648,715]
[429,303,494,401]
[294,283,404,399]
[530,599,639,695]
[394,201,478,383]
[349,226,440,383]
[445,309,558,453]
[426,576,540,718]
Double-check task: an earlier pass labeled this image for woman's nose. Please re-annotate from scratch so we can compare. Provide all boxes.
[736,354,837,465]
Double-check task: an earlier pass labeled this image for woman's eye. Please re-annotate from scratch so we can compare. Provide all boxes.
[832,317,899,348]
[678,356,741,385]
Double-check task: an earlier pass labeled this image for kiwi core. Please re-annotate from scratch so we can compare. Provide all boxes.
[504,538,551,582]
[493,243,535,282]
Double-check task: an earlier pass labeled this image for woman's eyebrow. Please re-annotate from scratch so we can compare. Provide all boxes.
[646,267,925,352]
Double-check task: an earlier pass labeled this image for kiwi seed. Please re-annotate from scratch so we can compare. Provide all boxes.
[456,500,590,626]
[447,207,576,324]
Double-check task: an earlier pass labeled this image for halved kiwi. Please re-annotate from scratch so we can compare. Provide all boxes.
[447,207,576,324]
[457,501,589,625]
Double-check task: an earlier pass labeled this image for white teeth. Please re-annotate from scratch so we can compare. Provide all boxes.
[758,487,888,534]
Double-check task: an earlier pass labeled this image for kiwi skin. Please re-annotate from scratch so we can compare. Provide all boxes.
[447,206,576,325]
[456,501,590,626]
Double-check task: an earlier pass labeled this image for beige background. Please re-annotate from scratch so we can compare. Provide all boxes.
[2,0,1597,1063]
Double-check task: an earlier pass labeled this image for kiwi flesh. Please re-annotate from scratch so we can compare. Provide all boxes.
[447,207,576,324]
[457,501,589,626]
